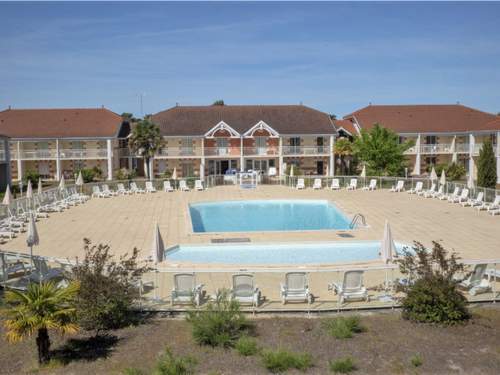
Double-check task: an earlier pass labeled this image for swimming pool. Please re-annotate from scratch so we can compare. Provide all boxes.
[189,200,351,233]
[165,241,407,265]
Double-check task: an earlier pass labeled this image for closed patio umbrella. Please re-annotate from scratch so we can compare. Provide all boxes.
[380,220,396,264]
[467,172,475,190]
[360,165,366,178]
[2,185,12,206]
[439,170,446,186]
[76,171,84,193]
[26,213,40,267]
[151,223,165,301]
[290,165,294,177]
[37,178,43,195]
[58,175,65,190]
[430,167,438,182]
[26,180,33,211]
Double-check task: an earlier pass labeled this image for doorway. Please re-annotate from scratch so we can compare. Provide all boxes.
[316,161,324,175]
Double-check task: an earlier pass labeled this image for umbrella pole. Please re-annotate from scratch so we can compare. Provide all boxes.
[30,245,33,269]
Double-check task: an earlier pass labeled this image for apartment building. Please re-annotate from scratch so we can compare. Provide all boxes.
[0,108,130,181]
[341,104,500,183]
[124,104,337,178]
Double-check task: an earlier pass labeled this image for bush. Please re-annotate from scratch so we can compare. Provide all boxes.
[235,335,259,356]
[186,289,250,348]
[122,368,144,375]
[322,316,365,339]
[23,170,41,186]
[152,348,197,375]
[261,349,313,373]
[410,354,423,367]
[396,241,470,324]
[432,162,466,181]
[285,164,303,176]
[477,139,497,188]
[329,357,356,373]
[78,168,98,183]
[72,239,150,335]
[116,168,137,181]
[162,170,172,179]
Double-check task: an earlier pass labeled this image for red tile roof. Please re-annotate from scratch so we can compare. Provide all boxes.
[0,108,125,139]
[344,104,498,134]
[152,105,335,136]
[333,119,358,136]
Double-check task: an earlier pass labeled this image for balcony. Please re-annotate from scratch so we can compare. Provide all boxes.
[0,149,6,162]
[11,150,58,160]
[156,147,201,158]
[204,147,241,157]
[243,147,279,156]
[282,146,329,156]
[59,149,108,159]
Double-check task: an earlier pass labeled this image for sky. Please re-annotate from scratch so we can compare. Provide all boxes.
[1,1,500,118]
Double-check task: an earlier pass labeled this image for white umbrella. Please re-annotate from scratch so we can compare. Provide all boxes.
[58,175,65,190]
[290,165,294,177]
[430,167,438,181]
[467,172,475,190]
[171,167,177,180]
[2,185,12,206]
[37,178,43,195]
[411,154,421,176]
[380,220,396,264]
[26,213,40,267]
[26,180,33,199]
[151,223,165,264]
[439,170,446,186]
[76,171,84,186]
[360,165,366,178]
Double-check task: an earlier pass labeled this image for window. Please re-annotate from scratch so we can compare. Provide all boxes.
[425,136,437,144]
[182,162,194,177]
[425,157,437,166]
[72,141,83,150]
[216,138,228,148]
[289,137,301,146]
[181,137,193,155]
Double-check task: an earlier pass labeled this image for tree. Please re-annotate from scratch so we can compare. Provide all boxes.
[4,281,79,364]
[334,138,353,175]
[477,138,497,188]
[352,124,413,176]
[128,119,163,179]
[212,100,225,106]
[72,239,150,336]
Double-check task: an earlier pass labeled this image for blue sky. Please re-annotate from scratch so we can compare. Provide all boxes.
[1,1,499,117]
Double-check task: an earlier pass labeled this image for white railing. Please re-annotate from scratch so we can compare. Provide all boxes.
[11,149,58,160]
[204,147,241,157]
[455,143,470,153]
[243,147,279,156]
[58,149,108,159]
[419,143,453,154]
[282,145,329,155]
[156,147,201,157]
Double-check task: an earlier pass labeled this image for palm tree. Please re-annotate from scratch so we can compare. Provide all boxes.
[128,119,163,179]
[4,281,79,364]
[334,137,353,175]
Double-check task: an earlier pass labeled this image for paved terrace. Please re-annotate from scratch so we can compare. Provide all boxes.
[2,184,499,262]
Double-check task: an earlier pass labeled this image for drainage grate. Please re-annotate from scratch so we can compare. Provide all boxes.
[337,232,354,238]
[211,238,251,243]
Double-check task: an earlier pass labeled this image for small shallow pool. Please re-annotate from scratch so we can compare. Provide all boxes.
[189,199,351,233]
[165,241,407,265]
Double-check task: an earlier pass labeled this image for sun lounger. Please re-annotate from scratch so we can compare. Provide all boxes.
[330,178,340,190]
[230,274,260,307]
[389,180,405,192]
[362,179,377,191]
[457,264,491,296]
[449,188,468,203]
[420,183,436,197]
[280,272,312,304]
[346,178,357,190]
[408,181,423,194]
[116,183,132,195]
[443,186,460,201]
[29,257,66,284]
[476,195,500,212]
[462,192,483,207]
[171,273,204,307]
[130,182,145,194]
[329,270,369,304]
[92,185,109,198]
[145,181,157,193]
[102,184,118,196]
[296,178,305,190]
[312,178,322,190]
[179,180,190,191]
[163,180,174,192]
[195,180,204,191]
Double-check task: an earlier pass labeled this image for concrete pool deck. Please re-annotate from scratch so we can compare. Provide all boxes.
[2,184,499,264]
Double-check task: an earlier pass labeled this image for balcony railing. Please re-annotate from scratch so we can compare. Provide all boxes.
[11,150,58,160]
[204,147,241,157]
[156,147,201,157]
[403,143,499,156]
[11,149,108,160]
[59,149,108,159]
[243,147,279,156]
[282,146,329,156]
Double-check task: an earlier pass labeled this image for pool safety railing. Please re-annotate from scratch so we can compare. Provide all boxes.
[349,214,366,229]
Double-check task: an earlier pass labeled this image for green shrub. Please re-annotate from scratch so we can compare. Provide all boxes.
[186,289,250,348]
[152,348,197,375]
[261,349,313,373]
[78,168,97,183]
[477,138,497,188]
[122,368,144,375]
[397,241,470,324]
[116,168,137,181]
[410,354,423,368]
[235,335,259,356]
[431,162,466,181]
[329,357,356,373]
[23,170,41,186]
[162,170,172,179]
[322,316,365,339]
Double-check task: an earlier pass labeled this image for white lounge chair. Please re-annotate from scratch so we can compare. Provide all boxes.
[268,167,277,177]
[29,257,66,284]
[195,180,204,191]
[449,188,468,203]
[458,264,491,296]
[329,270,369,305]
[312,178,322,190]
[130,182,145,194]
[163,180,174,192]
[346,178,357,190]
[102,184,118,196]
[171,273,204,307]
[179,180,190,191]
[116,183,132,195]
[444,186,460,201]
[408,181,423,194]
[330,178,340,190]
[296,178,305,190]
[362,179,377,191]
[476,195,500,212]
[462,192,483,207]
[230,274,260,307]
[92,185,109,198]
[280,272,312,304]
[389,180,405,192]
[420,183,436,197]
[145,181,157,193]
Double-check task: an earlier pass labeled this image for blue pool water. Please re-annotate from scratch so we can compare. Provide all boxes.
[189,200,351,233]
[166,241,407,265]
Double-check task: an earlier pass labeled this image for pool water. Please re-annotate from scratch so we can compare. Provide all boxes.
[189,200,351,233]
[165,241,407,265]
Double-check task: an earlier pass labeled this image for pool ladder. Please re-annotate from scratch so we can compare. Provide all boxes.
[349,213,366,229]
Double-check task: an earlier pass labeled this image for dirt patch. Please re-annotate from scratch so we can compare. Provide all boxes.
[0,306,499,374]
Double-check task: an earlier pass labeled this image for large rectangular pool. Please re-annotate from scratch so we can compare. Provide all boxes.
[189,200,351,233]
[166,241,406,265]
